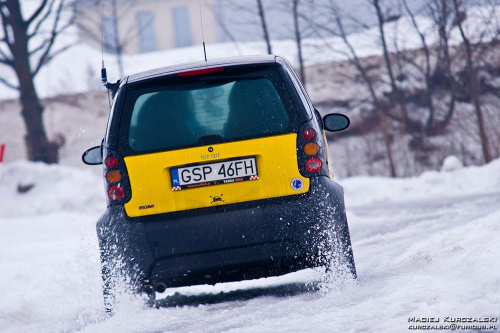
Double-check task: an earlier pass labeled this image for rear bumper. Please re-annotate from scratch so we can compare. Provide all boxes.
[97,176,352,288]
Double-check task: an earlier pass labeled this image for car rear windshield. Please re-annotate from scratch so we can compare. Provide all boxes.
[121,65,300,153]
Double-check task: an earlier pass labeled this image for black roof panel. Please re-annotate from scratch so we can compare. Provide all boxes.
[127,55,277,83]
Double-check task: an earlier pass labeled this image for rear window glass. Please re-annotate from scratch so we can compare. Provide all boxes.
[126,75,296,153]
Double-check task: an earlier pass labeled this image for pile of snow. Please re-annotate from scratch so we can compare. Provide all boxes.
[441,155,464,172]
[340,158,500,207]
[0,161,105,217]
[0,162,106,333]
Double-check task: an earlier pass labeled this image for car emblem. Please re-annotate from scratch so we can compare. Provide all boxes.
[291,178,304,191]
[210,194,224,204]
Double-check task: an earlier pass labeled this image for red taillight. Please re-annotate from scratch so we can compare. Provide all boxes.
[306,158,322,172]
[177,67,224,77]
[105,156,118,168]
[303,128,317,140]
[108,185,125,200]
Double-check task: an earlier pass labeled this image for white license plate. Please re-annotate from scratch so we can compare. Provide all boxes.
[170,157,258,191]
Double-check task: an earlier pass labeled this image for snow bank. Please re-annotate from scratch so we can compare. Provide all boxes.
[0,162,106,333]
[341,158,500,207]
[0,161,105,217]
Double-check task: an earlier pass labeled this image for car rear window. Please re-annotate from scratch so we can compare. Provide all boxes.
[122,66,299,153]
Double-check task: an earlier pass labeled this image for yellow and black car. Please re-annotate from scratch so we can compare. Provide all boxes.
[83,55,355,310]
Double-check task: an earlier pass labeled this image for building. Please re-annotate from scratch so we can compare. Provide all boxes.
[76,0,218,54]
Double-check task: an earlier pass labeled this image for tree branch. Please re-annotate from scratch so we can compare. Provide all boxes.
[32,0,74,77]
[0,4,13,50]
[0,75,19,90]
[26,0,49,26]
[0,47,13,65]
[27,0,56,39]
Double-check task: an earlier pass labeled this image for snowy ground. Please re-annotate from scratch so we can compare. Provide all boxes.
[0,158,499,333]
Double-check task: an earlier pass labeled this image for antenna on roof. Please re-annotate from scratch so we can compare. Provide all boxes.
[198,0,208,63]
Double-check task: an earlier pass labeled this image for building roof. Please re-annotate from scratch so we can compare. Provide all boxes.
[127,55,277,83]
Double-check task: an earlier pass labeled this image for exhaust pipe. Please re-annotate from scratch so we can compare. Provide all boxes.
[155,282,167,293]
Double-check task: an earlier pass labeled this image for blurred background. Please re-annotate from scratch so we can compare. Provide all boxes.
[1,0,500,177]
[2,2,500,332]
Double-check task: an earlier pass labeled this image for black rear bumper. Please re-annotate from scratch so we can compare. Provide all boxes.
[96,176,353,289]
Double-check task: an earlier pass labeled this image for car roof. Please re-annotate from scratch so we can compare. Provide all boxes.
[127,55,278,83]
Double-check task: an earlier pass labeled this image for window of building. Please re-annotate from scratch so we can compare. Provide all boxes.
[137,11,157,53]
[172,6,193,47]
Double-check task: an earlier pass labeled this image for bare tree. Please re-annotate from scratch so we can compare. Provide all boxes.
[256,0,272,54]
[75,0,138,78]
[369,0,420,133]
[209,0,274,55]
[310,0,398,177]
[0,0,74,163]
[292,0,306,85]
[452,0,492,163]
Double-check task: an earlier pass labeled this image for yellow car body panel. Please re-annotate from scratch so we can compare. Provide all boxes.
[124,134,309,217]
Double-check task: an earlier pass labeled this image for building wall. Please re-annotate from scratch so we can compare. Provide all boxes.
[77,0,217,54]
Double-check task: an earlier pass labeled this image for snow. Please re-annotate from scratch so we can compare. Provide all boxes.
[340,158,500,207]
[441,155,464,172]
[0,158,499,332]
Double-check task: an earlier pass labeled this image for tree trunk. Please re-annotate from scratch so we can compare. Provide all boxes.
[7,0,58,163]
[453,0,492,163]
[377,109,397,177]
[256,0,272,55]
[372,0,416,132]
[292,0,306,85]
[111,0,124,77]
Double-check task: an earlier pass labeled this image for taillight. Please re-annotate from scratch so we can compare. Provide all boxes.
[105,156,118,168]
[302,128,317,140]
[108,185,125,200]
[304,142,319,156]
[103,151,130,204]
[106,170,121,183]
[305,158,322,172]
[298,123,327,177]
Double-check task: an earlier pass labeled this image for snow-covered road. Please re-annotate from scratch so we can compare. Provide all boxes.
[1,160,499,333]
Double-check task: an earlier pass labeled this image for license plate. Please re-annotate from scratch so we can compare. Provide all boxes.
[170,157,258,191]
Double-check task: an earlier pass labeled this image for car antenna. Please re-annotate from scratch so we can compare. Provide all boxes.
[198,0,208,63]
[100,0,119,106]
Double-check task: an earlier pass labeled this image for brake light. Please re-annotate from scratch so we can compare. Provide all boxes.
[305,158,322,172]
[302,128,317,140]
[106,170,121,183]
[304,142,319,155]
[177,67,224,77]
[105,156,118,168]
[108,185,125,200]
